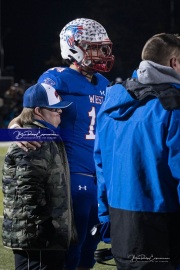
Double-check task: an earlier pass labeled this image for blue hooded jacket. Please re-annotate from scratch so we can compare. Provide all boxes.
[95,61,180,222]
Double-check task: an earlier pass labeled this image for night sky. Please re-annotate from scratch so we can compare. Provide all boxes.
[1,0,180,83]
[1,0,90,82]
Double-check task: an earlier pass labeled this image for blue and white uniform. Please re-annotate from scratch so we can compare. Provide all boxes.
[38,66,109,269]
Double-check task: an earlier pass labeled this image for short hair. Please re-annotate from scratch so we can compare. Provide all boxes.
[141,33,180,65]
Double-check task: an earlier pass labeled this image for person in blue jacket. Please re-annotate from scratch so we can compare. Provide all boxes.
[94,33,180,270]
[9,18,114,270]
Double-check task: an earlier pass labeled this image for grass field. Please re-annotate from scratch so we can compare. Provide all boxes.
[0,145,115,270]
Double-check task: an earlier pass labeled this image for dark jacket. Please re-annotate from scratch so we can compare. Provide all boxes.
[2,121,78,250]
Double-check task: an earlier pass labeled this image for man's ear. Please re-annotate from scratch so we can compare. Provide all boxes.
[170,57,177,68]
[34,107,42,117]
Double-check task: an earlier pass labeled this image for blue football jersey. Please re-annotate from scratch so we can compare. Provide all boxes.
[38,67,109,174]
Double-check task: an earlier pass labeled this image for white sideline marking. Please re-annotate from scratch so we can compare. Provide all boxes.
[0,142,11,147]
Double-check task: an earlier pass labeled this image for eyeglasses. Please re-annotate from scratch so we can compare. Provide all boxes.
[42,107,61,112]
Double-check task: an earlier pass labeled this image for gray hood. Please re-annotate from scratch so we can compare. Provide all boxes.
[137,60,180,84]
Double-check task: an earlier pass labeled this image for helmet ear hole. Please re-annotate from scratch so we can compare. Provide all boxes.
[69,49,77,54]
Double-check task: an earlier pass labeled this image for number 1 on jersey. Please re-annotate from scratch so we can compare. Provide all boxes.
[86,106,96,140]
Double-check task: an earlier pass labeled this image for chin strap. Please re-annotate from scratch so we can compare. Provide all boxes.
[73,61,81,70]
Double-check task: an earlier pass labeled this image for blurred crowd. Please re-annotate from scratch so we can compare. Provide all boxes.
[0,80,33,128]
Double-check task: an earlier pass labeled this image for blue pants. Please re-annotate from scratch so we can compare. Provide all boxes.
[64,173,100,270]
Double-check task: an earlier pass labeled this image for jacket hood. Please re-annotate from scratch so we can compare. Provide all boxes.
[137,60,180,84]
[102,61,180,120]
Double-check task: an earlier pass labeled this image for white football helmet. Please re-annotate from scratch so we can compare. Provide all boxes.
[59,18,114,72]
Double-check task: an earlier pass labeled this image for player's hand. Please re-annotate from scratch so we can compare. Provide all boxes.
[16,141,42,152]
[9,124,42,151]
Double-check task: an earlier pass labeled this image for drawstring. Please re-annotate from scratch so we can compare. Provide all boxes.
[25,250,30,270]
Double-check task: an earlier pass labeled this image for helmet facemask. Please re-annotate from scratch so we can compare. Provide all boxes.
[79,41,114,72]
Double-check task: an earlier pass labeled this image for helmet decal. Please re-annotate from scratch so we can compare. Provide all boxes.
[65,25,83,49]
